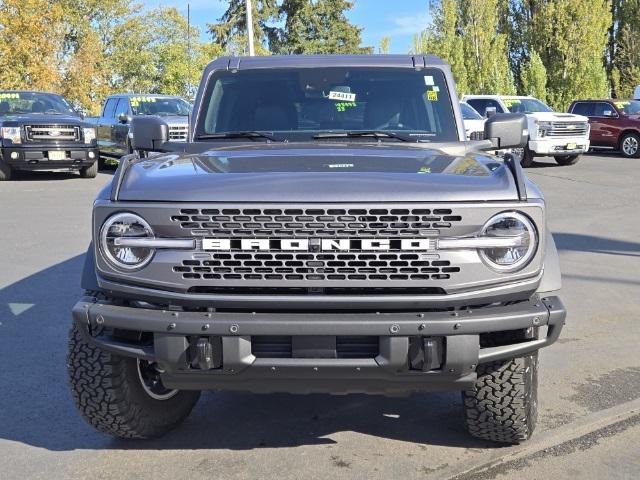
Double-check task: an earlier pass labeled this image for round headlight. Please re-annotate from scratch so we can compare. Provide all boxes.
[478,212,537,272]
[100,213,154,270]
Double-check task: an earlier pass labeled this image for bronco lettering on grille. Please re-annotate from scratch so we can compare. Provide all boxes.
[202,238,434,251]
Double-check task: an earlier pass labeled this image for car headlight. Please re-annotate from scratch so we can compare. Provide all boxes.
[83,127,96,144]
[535,121,552,138]
[478,212,538,272]
[1,127,22,144]
[100,213,154,271]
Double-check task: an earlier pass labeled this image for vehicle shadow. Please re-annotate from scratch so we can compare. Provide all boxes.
[0,255,498,452]
[554,233,640,258]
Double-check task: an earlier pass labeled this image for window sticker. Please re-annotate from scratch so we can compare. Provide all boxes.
[130,96,158,107]
[614,101,629,109]
[432,86,440,92]
[328,91,356,102]
[424,75,435,86]
[427,90,438,101]
[418,166,432,174]
[502,98,521,107]
[0,93,19,99]
[335,102,357,112]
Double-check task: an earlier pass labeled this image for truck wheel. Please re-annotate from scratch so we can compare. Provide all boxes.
[620,132,640,158]
[79,161,98,178]
[463,353,538,444]
[68,324,201,439]
[0,162,13,181]
[554,154,580,166]
[520,147,535,168]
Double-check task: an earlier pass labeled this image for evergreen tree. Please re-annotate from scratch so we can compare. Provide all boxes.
[208,0,279,55]
[272,0,372,54]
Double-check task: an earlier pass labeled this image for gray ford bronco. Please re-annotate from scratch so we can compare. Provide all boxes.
[69,55,566,443]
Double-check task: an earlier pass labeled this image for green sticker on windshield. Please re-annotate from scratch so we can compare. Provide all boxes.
[0,93,19,99]
[427,90,438,101]
[418,166,431,174]
[335,102,356,112]
[615,101,629,109]
[503,98,521,107]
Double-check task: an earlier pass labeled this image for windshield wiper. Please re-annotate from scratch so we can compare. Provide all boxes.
[312,130,417,142]
[196,131,284,142]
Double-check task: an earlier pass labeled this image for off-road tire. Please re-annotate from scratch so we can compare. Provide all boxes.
[619,132,640,158]
[520,147,535,168]
[0,161,13,181]
[554,154,581,166]
[463,353,538,444]
[79,161,98,178]
[67,324,201,439]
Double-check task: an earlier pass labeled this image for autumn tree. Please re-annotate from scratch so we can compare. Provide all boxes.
[0,0,64,91]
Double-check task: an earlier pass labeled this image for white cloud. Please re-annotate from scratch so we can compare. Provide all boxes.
[388,12,431,36]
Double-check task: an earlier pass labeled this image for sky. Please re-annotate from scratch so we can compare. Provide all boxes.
[144,0,431,54]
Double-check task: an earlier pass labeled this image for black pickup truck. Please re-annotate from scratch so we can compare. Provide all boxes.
[0,91,98,180]
[86,94,190,162]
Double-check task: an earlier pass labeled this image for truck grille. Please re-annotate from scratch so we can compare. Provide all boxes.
[173,253,460,282]
[25,124,80,142]
[172,207,462,237]
[168,124,188,141]
[547,122,589,137]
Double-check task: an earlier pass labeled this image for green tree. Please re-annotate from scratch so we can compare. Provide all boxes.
[521,50,547,101]
[379,36,391,54]
[208,0,279,55]
[611,25,640,98]
[529,0,610,109]
[412,0,468,94]
[272,0,372,54]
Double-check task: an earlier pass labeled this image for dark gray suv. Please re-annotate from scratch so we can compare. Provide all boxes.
[69,55,565,444]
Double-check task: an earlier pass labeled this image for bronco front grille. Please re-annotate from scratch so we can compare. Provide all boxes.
[25,124,80,142]
[172,207,462,237]
[173,253,460,282]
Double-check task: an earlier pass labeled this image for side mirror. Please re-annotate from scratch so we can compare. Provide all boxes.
[131,116,168,152]
[483,113,528,149]
[118,112,131,124]
[485,106,497,118]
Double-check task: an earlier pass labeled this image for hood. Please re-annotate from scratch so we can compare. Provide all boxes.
[0,113,88,126]
[154,115,188,125]
[526,111,588,122]
[116,143,518,203]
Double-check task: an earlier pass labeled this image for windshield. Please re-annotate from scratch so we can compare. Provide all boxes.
[0,92,76,116]
[197,67,458,142]
[502,97,552,113]
[460,102,483,120]
[614,100,640,115]
[131,97,190,116]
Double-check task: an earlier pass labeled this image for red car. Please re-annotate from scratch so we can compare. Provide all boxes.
[568,99,640,158]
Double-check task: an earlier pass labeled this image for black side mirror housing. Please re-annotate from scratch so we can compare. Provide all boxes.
[483,113,528,150]
[131,116,168,152]
[118,112,132,124]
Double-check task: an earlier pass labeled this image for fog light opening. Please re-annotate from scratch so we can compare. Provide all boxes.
[10,152,19,160]
[88,151,96,159]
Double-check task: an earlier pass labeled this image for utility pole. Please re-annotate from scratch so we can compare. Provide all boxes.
[246,0,255,56]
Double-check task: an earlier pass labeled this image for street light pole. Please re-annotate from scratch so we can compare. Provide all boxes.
[246,0,255,56]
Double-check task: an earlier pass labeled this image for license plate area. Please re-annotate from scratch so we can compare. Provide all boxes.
[566,143,577,150]
[48,151,67,161]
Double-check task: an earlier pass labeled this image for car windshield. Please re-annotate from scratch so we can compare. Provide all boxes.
[460,102,483,120]
[131,97,191,116]
[614,100,640,115]
[502,97,552,113]
[0,92,77,116]
[197,67,458,142]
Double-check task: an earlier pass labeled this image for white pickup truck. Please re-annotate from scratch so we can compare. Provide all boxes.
[462,95,590,167]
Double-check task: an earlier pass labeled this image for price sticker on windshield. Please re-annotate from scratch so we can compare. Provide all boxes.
[427,90,438,101]
[328,91,356,102]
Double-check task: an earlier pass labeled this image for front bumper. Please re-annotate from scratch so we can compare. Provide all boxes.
[2,146,98,170]
[72,295,565,395]
[528,138,590,155]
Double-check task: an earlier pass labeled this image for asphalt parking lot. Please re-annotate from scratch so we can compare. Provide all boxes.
[0,153,638,480]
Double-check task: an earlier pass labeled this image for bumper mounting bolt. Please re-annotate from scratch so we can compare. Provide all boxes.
[533,316,541,325]
[202,324,210,331]
[167,322,176,330]
[96,315,104,325]
[229,324,239,334]
[419,323,426,330]
[389,324,400,334]
[417,313,424,318]
[453,323,461,330]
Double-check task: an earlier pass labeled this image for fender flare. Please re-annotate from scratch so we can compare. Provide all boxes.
[80,242,100,292]
[539,230,562,293]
